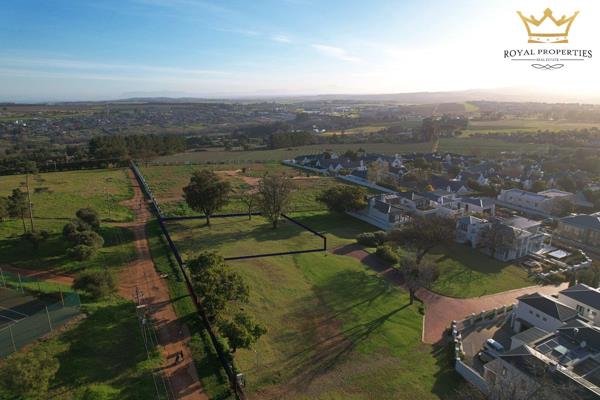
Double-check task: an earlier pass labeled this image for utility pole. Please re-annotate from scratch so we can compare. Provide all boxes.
[25,172,35,232]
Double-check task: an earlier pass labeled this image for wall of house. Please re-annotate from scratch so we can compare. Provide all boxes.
[557,294,600,325]
[512,301,565,333]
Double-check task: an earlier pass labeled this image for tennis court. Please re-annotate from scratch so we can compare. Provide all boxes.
[0,287,49,330]
[0,286,81,357]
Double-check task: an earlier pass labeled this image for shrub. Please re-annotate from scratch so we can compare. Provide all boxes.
[21,230,49,249]
[63,220,90,241]
[67,244,96,261]
[71,230,105,249]
[356,231,387,247]
[76,208,101,231]
[73,270,115,299]
[546,272,567,284]
[376,245,400,264]
[0,347,59,400]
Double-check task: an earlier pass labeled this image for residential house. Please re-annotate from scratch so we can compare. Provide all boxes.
[559,284,600,326]
[455,215,547,262]
[511,292,578,333]
[484,319,600,400]
[555,213,600,249]
[455,196,496,216]
[497,188,575,217]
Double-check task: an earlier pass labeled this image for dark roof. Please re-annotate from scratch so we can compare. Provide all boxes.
[512,327,549,345]
[518,293,578,321]
[458,196,495,208]
[351,169,368,179]
[560,284,600,310]
[560,215,600,231]
[557,319,600,351]
[373,200,391,214]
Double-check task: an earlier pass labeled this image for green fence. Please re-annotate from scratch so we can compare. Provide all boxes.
[0,270,81,358]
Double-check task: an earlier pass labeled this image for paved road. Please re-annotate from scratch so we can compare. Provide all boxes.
[118,170,207,400]
[333,244,567,344]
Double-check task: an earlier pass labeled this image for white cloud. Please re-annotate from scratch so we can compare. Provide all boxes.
[311,44,360,62]
[271,34,292,43]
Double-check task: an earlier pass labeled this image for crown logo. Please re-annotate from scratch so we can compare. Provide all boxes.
[517,8,579,44]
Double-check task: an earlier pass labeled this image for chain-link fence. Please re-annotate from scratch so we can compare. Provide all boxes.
[0,269,81,358]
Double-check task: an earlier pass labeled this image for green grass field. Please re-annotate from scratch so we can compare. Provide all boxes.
[140,163,340,216]
[0,168,133,222]
[465,119,600,136]
[169,211,458,399]
[0,168,161,399]
[0,297,164,400]
[152,137,544,164]
[388,243,535,298]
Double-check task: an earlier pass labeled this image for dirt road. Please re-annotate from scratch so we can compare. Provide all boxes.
[118,170,207,400]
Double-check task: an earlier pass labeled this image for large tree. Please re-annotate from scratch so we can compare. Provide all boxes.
[398,257,438,304]
[187,251,249,320]
[0,197,8,222]
[317,185,367,213]
[257,174,294,229]
[8,188,29,234]
[183,170,231,226]
[477,220,512,260]
[1,347,60,400]
[238,184,258,220]
[219,312,266,353]
[388,215,455,264]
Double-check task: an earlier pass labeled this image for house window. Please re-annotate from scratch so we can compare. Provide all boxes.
[542,317,547,321]
[529,310,533,315]
[535,313,540,318]
[502,367,507,376]
[576,305,585,315]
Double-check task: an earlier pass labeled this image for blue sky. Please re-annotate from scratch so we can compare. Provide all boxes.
[1,0,598,101]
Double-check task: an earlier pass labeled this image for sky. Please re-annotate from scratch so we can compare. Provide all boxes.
[1,0,599,102]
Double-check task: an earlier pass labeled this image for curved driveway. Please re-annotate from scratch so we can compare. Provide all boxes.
[333,244,567,344]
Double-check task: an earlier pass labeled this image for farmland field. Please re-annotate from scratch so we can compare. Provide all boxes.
[152,137,544,164]
[465,119,600,135]
[0,168,133,222]
[140,163,344,216]
[168,211,459,399]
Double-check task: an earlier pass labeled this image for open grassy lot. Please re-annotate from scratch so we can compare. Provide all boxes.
[429,245,534,298]
[0,168,133,222]
[465,119,600,135]
[169,211,458,399]
[140,163,341,216]
[390,243,535,298]
[165,215,324,259]
[153,138,544,164]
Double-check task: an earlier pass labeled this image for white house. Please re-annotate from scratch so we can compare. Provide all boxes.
[497,188,575,217]
[558,283,600,326]
[511,292,578,333]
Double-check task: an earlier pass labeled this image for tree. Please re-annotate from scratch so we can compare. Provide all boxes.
[67,244,96,261]
[0,347,60,399]
[388,216,455,264]
[21,230,49,250]
[556,175,577,193]
[70,230,104,249]
[530,180,547,192]
[76,208,100,231]
[187,252,249,319]
[398,257,438,304]
[238,185,258,220]
[317,185,367,213]
[8,188,29,234]
[183,170,231,226]
[257,174,294,229]
[219,312,266,353]
[0,197,8,222]
[551,198,574,217]
[477,220,512,260]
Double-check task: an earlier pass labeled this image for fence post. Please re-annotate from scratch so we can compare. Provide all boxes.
[0,268,5,287]
[45,306,53,332]
[59,289,64,306]
[17,273,23,293]
[9,325,17,353]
